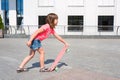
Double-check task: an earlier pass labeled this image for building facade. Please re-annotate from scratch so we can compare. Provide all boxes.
[1,0,120,35]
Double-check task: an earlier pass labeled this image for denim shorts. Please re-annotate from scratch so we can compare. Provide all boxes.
[30,39,42,50]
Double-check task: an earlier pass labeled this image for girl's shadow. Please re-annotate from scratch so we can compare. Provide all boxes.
[27,59,68,69]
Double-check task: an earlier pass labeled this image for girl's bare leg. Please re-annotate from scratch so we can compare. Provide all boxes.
[19,49,35,68]
[37,47,45,68]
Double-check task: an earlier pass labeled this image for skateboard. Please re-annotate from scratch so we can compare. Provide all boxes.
[49,46,69,72]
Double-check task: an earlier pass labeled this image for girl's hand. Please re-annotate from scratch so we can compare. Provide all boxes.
[65,42,69,47]
[26,41,32,47]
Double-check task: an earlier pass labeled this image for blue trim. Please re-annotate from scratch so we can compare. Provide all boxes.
[1,0,9,10]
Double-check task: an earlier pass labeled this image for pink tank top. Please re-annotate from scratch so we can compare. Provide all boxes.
[35,24,55,41]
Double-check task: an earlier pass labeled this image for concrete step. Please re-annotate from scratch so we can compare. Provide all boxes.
[53,35,120,39]
[3,34,120,39]
[4,34,29,38]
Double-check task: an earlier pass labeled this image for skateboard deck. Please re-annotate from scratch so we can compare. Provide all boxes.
[49,46,69,71]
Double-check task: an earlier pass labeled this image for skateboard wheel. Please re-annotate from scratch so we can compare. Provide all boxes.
[55,67,58,72]
[66,48,70,53]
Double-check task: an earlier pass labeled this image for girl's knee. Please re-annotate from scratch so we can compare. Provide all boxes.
[29,50,35,57]
[31,54,35,58]
[29,54,34,58]
[38,48,45,54]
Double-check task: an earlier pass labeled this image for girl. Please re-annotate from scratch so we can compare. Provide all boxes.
[17,13,69,72]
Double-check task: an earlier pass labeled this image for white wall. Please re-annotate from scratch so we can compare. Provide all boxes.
[115,0,120,35]
[83,0,98,35]
[54,0,68,25]
[0,0,1,10]
[116,0,120,26]
[9,0,17,26]
[24,0,38,25]
[23,0,120,35]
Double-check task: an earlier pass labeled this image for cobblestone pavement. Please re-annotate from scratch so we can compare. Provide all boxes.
[0,38,120,80]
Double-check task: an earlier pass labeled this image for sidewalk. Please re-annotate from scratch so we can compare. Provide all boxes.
[0,38,120,80]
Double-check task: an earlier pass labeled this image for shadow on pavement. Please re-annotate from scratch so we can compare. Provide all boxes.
[27,59,68,69]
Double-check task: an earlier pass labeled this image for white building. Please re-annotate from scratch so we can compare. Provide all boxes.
[1,0,120,35]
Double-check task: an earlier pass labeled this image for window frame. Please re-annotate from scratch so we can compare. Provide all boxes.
[98,16,114,32]
[38,16,46,28]
[68,16,84,32]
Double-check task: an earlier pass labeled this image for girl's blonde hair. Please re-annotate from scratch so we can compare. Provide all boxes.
[46,13,58,29]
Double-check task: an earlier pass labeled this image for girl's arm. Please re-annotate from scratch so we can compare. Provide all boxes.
[53,32,69,46]
[27,28,44,47]
[29,28,44,42]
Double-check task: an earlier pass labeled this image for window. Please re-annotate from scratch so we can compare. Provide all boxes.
[68,16,83,32]
[17,0,23,15]
[1,0,9,10]
[98,16,114,31]
[1,0,9,25]
[17,0,23,28]
[38,16,46,28]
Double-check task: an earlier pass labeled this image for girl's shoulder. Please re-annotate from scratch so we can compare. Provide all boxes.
[40,24,50,30]
[41,24,49,28]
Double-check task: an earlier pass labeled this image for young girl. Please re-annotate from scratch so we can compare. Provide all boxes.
[17,13,69,72]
